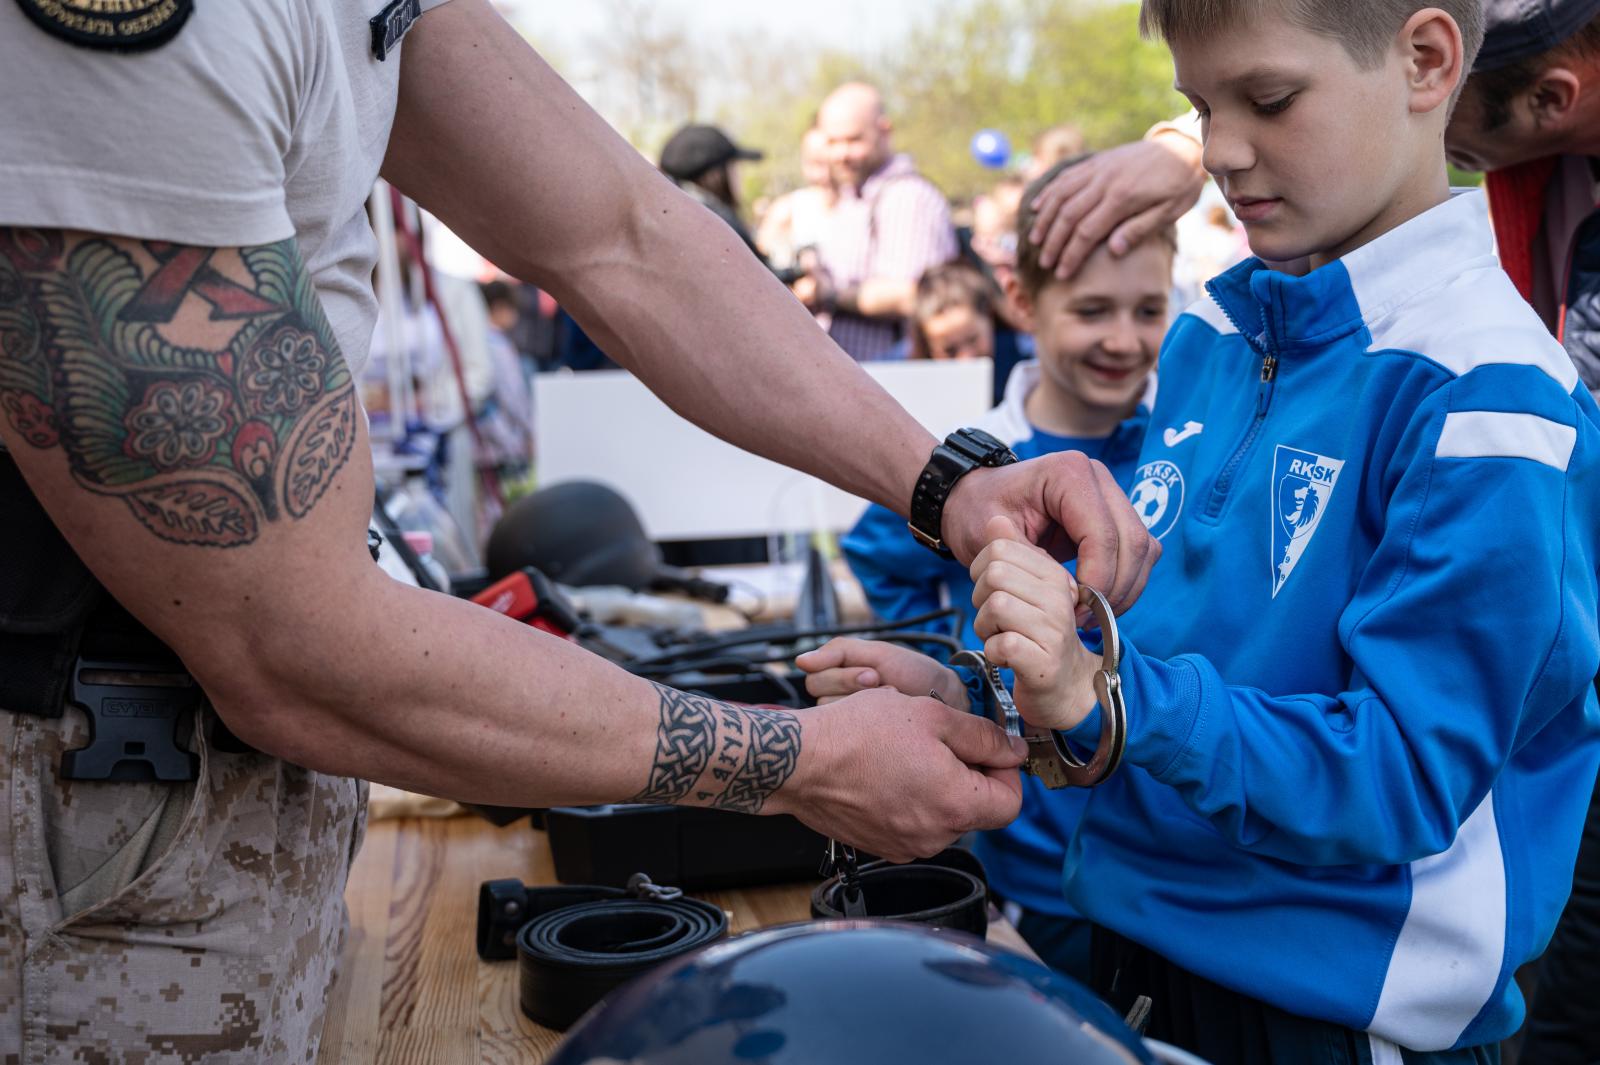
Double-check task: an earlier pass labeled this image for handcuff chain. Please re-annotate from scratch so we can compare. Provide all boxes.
[820,838,867,917]
[952,583,1127,789]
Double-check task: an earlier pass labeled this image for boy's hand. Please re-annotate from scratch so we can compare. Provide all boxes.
[797,637,968,709]
[971,517,1100,732]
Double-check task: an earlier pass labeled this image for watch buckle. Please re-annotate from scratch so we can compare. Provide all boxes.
[906,521,950,556]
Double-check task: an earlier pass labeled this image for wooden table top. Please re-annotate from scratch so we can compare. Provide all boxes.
[317,814,1035,1064]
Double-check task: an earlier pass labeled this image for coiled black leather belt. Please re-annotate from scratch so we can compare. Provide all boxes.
[810,847,989,937]
[477,873,727,1030]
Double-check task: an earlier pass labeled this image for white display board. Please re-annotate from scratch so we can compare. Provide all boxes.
[534,360,994,541]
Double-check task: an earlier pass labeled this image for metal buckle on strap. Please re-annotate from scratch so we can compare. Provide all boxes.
[818,838,867,916]
[626,872,683,902]
[59,656,201,782]
[952,583,1127,789]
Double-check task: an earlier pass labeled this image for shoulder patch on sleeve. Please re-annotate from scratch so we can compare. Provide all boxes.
[1182,295,1239,336]
[13,0,192,51]
[1436,410,1576,471]
[1367,267,1580,394]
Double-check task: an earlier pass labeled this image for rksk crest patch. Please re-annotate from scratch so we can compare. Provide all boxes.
[1129,459,1185,541]
[1271,445,1344,598]
[12,0,193,52]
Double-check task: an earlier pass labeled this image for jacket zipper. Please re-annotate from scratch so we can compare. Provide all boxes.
[1203,301,1279,519]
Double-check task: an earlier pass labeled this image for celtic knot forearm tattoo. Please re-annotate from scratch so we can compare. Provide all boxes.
[713,706,802,814]
[629,684,802,813]
[0,229,356,547]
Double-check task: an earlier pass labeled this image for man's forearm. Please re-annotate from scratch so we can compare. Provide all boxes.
[847,277,916,320]
[201,567,810,814]
[383,0,934,516]
[831,277,915,319]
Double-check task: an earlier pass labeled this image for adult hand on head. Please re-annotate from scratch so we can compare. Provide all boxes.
[1028,131,1206,280]
[940,450,1158,615]
[779,687,1024,863]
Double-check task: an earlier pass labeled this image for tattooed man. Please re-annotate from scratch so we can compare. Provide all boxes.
[0,2,1157,1060]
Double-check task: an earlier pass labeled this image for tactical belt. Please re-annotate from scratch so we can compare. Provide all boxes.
[477,873,728,1030]
[0,451,253,780]
[810,847,989,937]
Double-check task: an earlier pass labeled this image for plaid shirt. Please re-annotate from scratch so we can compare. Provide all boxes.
[819,153,956,361]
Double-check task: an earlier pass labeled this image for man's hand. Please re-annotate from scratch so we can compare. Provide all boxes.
[791,273,822,310]
[970,518,1100,733]
[941,451,1158,614]
[1028,132,1206,280]
[797,637,967,707]
[776,688,1025,863]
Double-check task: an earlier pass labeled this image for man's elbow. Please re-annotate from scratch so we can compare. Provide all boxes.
[183,624,361,770]
[198,664,334,768]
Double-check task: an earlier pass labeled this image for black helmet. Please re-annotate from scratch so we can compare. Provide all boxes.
[547,920,1158,1065]
[485,480,661,588]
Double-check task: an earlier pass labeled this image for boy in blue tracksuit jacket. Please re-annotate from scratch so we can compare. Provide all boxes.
[835,155,1172,979]
[805,2,1600,1062]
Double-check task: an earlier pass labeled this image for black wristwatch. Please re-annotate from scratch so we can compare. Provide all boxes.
[908,428,1018,557]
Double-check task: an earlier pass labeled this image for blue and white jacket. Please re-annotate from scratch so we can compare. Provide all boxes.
[843,361,1151,918]
[1063,191,1600,1049]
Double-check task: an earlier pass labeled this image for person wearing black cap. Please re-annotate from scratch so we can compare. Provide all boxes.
[1443,5,1600,1064]
[659,123,765,257]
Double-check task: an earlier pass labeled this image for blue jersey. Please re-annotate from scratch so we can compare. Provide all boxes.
[843,360,1151,916]
[1063,191,1600,1049]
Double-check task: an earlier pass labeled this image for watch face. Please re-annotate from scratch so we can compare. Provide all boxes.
[948,428,1014,464]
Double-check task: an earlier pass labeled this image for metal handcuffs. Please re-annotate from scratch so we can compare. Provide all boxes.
[952,584,1127,788]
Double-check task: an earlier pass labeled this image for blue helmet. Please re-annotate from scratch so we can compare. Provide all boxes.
[548,920,1158,1065]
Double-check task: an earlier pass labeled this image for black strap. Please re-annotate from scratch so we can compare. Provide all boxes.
[477,874,727,1031]
[0,451,98,717]
[810,847,989,937]
[0,451,258,778]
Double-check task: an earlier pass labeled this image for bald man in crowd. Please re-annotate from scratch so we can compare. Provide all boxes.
[793,83,957,360]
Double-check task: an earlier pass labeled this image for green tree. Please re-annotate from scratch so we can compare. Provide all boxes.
[887,0,1185,200]
[524,0,1187,207]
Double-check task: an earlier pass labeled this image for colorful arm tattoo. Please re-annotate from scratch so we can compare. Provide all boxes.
[0,229,356,547]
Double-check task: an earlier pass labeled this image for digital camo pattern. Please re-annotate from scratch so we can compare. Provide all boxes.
[0,704,366,1062]
[0,230,356,547]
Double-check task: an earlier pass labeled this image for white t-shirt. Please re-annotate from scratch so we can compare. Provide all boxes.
[0,0,455,376]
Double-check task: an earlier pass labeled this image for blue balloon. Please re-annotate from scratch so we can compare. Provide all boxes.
[970,129,1011,169]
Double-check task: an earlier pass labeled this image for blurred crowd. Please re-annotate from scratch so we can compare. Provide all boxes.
[362,81,1250,552]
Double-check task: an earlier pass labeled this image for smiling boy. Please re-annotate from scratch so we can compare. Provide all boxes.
[835,158,1170,977]
[817,1,1600,1061]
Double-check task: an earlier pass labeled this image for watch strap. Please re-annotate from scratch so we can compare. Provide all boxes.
[908,428,1017,556]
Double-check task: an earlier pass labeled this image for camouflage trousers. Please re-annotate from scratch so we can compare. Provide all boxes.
[0,704,366,1064]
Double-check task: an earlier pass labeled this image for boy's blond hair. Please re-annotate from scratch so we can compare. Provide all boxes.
[1139,0,1483,71]
[1015,155,1176,295]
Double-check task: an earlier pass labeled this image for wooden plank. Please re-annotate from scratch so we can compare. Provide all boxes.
[317,813,398,1065]
[324,816,1042,1064]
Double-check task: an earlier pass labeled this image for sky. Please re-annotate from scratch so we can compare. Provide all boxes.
[497,0,923,60]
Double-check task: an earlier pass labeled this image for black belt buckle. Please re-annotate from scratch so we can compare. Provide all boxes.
[59,656,201,782]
